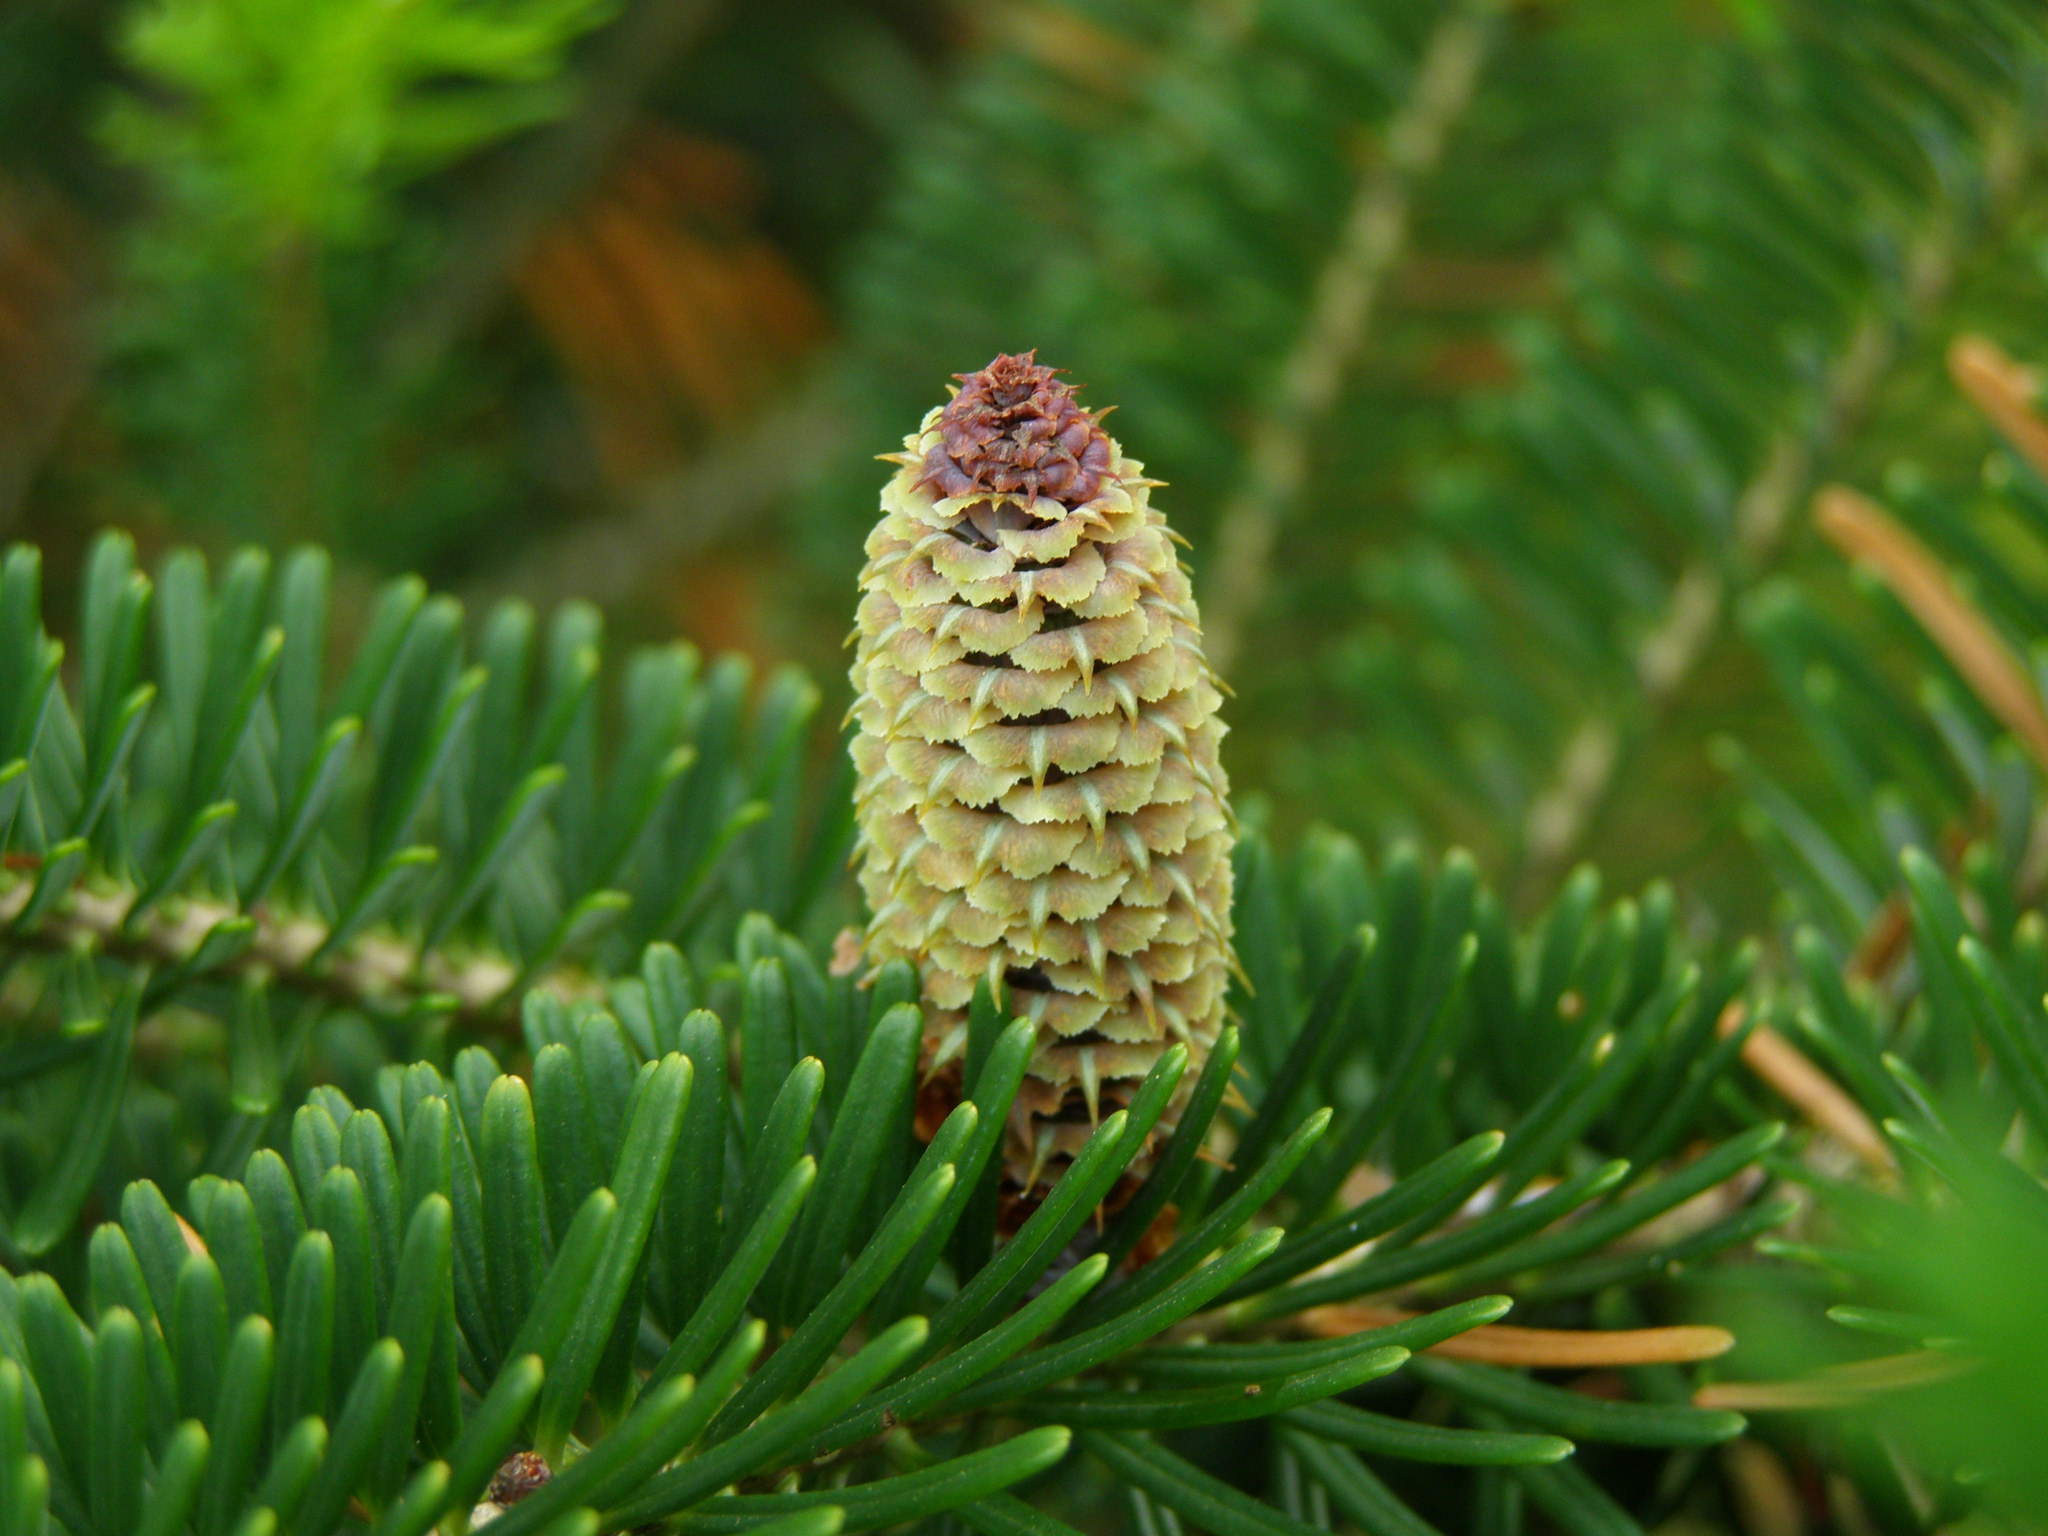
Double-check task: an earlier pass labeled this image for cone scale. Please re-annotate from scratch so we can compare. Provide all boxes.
[849,353,1235,1187]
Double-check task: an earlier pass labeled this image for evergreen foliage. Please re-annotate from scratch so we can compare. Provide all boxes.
[1701,336,2048,1527]
[0,533,831,1258]
[6,365,2048,1532]
[0,530,1821,1536]
[0,797,1789,1536]
[97,0,626,552]
[1340,0,2048,884]
[108,0,620,246]
[11,0,2048,1529]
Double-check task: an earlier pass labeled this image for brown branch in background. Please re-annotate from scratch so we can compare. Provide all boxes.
[1514,115,2030,900]
[459,127,830,614]
[515,127,826,487]
[1300,1304,1735,1367]
[1718,1004,1896,1177]
[378,0,725,385]
[1948,334,2048,484]
[1815,484,2048,776]
[1201,0,1501,673]
[1696,1351,1973,1412]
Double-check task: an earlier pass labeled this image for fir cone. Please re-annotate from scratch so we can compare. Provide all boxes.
[849,353,1235,1188]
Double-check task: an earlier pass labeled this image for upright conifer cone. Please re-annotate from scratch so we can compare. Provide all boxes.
[850,353,1235,1183]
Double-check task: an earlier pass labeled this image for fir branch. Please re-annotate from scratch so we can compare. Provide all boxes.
[0,532,830,1060]
[1516,115,2027,895]
[1202,0,1500,673]
[0,873,556,1030]
[0,788,1792,1536]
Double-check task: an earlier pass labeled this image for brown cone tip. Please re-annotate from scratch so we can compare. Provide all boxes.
[917,352,1113,507]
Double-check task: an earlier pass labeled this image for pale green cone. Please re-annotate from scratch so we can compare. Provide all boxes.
[849,353,1235,1186]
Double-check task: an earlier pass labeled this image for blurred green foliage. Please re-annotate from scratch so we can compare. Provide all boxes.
[108,0,618,243]
[7,0,2048,1530]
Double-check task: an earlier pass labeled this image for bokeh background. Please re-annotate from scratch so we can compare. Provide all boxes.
[3,0,2046,933]
[10,0,2048,1524]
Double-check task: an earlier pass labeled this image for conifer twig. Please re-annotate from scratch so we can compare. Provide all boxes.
[1516,118,2029,897]
[1519,314,1910,891]
[1201,0,1501,673]
[0,875,583,1032]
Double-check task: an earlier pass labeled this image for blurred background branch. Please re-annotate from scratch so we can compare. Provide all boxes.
[1517,197,1987,898]
[0,178,97,532]
[1202,0,1500,673]
[460,370,844,612]
[376,0,728,387]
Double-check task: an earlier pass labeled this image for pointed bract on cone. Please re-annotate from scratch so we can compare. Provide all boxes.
[849,352,1235,1187]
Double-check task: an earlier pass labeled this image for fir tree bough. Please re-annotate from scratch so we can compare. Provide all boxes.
[0,842,1782,1536]
[0,530,830,1257]
[1701,336,2048,1527]
[0,518,1803,1536]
